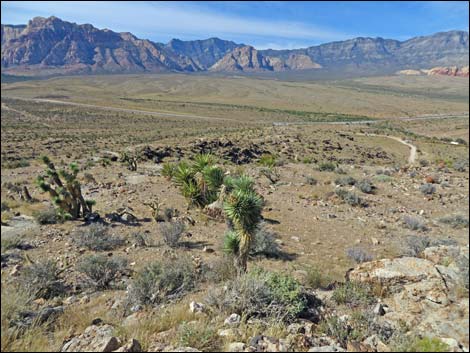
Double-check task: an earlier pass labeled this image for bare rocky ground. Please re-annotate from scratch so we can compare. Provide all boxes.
[1,110,469,351]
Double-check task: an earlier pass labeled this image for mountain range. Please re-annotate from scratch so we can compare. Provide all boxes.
[1,16,469,76]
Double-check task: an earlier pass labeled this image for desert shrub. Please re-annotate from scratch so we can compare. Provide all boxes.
[1,234,31,251]
[318,161,336,172]
[439,214,469,229]
[401,235,431,257]
[419,159,429,167]
[305,176,318,185]
[258,154,277,168]
[455,138,467,146]
[303,266,331,289]
[403,215,428,231]
[160,221,185,248]
[161,162,176,179]
[1,201,10,212]
[33,208,65,224]
[204,256,238,283]
[335,189,366,207]
[318,311,394,348]
[373,174,393,183]
[163,207,178,222]
[176,322,222,352]
[391,336,450,352]
[419,183,436,195]
[250,225,281,258]
[205,268,307,323]
[335,167,347,174]
[127,258,197,306]
[453,159,468,172]
[74,223,124,251]
[259,167,280,184]
[335,176,356,186]
[3,159,30,169]
[346,247,374,264]
[20,260,65,299]
[357,179,375,194]
[332,281,375,307]
[77,254,127,290]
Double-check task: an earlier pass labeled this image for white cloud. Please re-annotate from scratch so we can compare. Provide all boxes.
[1,1,355,44]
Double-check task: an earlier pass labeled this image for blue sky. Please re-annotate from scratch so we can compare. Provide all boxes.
[1,1,469,49]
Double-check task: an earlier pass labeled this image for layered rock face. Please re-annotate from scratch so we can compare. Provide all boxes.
[1,16,468,75]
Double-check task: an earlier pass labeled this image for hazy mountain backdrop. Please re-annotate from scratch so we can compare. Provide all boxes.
[1,16,468,76]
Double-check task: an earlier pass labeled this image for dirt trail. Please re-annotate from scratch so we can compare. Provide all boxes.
[358,133,417,164]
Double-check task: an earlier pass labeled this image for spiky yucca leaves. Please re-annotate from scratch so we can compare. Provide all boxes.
[223,175,255,193]
[36,156,93,220]
[223,179,264,273]
[223,230,240,255]
[161,162,176,180]
[172,154,224,207]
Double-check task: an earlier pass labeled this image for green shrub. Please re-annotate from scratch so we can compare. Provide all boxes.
[332,281,375,307]
[77,254,127,289]
[357,179,375,194]
[258,154,277,168]
[391,336,450,352]
[206,268,307,322]
[335,176,356,186]
[303,266,331,289]
[33,208,65,224]
[318,161,336,172]
[176,322,222,351]
[127,258,197,306]
[161,162,176,179]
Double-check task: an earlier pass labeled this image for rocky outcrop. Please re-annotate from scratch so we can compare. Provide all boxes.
[1,16,199,74]
[61,323,142,352]
[1,16,468,75]
[425,66,469,77]
[210,45,275,72]
[349,245,469,348]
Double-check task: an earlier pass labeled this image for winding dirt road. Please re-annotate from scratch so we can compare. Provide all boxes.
[358,133,417,164]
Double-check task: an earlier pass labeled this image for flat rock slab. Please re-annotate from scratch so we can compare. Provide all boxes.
[1,215,38,238]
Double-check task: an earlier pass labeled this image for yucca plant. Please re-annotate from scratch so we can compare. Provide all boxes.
[223,178,264,273]
[161,162,176,180]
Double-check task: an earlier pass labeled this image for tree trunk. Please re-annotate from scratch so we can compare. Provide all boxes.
[237,230,251,273]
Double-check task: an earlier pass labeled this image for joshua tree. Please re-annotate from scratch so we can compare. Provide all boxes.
[223,176,263,273]
[36,156,93,220]
[120,151,138,171]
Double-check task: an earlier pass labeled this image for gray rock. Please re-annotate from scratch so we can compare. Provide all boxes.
[308,346,345,352]
[224,313,241,326]
[227,342,246,352]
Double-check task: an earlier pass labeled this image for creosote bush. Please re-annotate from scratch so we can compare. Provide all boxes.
[127,258,197,307]
[74,223,124,251]
[439,214,469,229]
[77,254,127,290]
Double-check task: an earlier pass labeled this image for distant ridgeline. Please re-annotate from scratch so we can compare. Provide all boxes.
[1,16,469,76]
